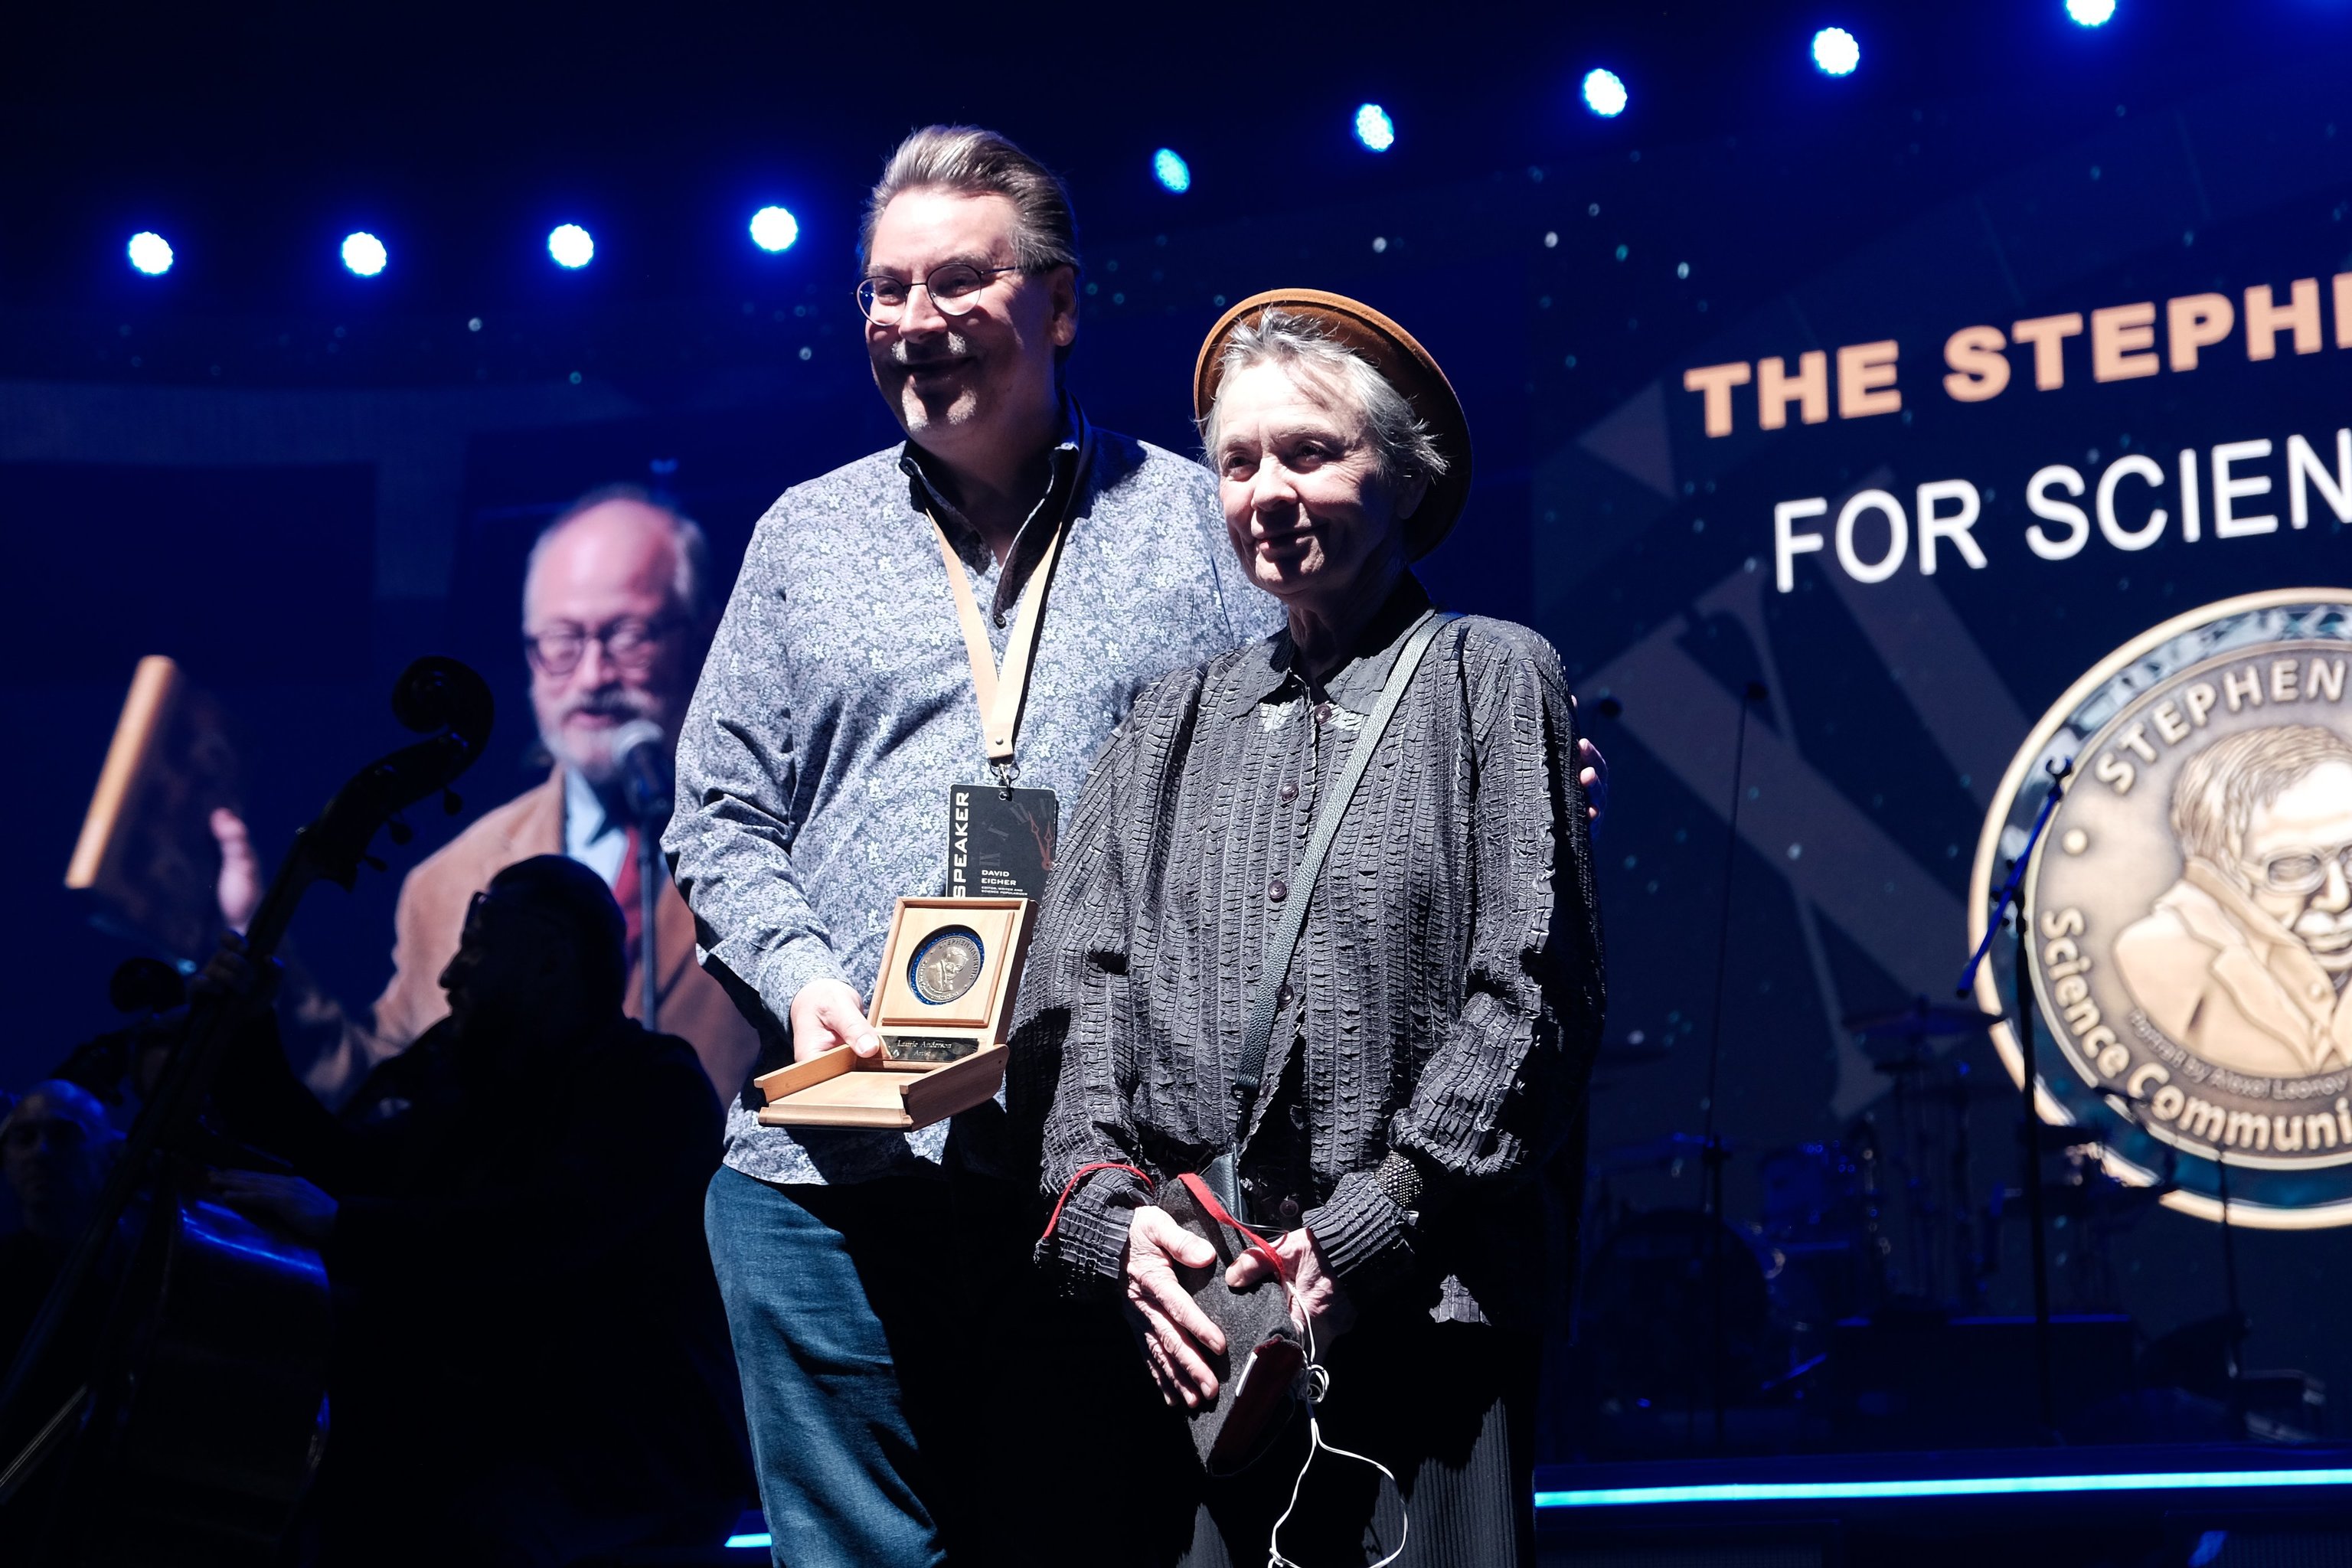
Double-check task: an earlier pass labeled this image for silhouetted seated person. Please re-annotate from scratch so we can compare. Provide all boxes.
[205,854,746,1565]
[0,1080,119,1369]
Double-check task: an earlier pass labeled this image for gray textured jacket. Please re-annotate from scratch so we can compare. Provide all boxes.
[1016,583,1604,1328]
[666,414,1279,1186]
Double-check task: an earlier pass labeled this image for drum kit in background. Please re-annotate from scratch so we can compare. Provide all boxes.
[1572,1000,2174,1423]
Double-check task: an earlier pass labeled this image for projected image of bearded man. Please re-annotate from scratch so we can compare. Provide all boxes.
[2116,724,2352,1077]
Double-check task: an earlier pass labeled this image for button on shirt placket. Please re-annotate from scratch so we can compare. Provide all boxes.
[1254,678,1348,1143]
[919,474,1028,665]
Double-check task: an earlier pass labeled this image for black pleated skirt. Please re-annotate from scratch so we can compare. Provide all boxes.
[1175,1315,1534,1568]
[995,1304,1536,1568]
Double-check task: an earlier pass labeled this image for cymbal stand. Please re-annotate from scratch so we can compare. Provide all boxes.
[1698,680,1765,1449]
[1948,1061,1985,1309]
[1957,754,2073,1440]
[1886,1059,1939,1302]
[1849,1118,1893,1308]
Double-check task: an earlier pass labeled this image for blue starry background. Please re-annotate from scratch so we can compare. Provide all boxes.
[5,0,2350,1449]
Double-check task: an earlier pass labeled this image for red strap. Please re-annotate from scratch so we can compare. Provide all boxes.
[1040,1161,1153,1244]
[613,823,645,967]
[1039,1163,1292,1289]
[1175,1171,1289,1284]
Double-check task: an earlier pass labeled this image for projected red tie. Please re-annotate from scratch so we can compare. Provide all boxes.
[614,822,644,972]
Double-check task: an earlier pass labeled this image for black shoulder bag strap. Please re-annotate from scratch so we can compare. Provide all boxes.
[1226,609,1454,1154]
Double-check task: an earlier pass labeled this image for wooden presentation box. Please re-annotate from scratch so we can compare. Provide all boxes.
[753,897,1035,1131]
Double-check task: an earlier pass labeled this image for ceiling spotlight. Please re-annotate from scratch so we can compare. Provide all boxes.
[341,231,388,277]
[1811,27,1860,76]
[1582,69,1628,119]
[1152,149,1192,193]
[547,224,595,270]
[750,206,799,253]
[1354,103,1395,152]
[126,231,174,276]
[2066,0,2115,24]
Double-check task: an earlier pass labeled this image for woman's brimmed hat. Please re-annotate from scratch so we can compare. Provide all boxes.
[1193,288,1474,561]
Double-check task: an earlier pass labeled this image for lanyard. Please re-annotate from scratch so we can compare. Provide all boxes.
[926,446,1084,781]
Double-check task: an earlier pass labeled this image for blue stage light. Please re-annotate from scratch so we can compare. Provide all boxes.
[1582,69,1628,118]
[341,231,387,277]
[1354,103,1395,152]
[1538,1467,2352,1508]
[1812,26,1860,76]
[126,231,174,276]
[1152,149,1192,193]
[2066,0,2115,24]
[548,224,595,270]
[750,206,799,253]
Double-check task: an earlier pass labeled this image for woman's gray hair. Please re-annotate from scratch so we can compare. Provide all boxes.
[858,125,1080,276]
[1199,309,1450,486]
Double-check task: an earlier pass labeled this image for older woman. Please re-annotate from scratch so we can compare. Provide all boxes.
[1015,291,1603,1566]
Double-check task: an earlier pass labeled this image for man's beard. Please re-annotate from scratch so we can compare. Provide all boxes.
[887,332,982,434]
[541,691,658,786]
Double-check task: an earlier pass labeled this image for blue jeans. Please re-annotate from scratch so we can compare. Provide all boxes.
[705,1165,977,1568]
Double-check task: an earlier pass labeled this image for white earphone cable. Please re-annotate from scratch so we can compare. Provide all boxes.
[1264,1273,1407,1568]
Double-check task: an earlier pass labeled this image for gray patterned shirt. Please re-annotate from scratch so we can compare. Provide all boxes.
[666,405,1280,1186]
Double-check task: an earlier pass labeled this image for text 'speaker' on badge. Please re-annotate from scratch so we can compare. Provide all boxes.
[946,785,1057,900]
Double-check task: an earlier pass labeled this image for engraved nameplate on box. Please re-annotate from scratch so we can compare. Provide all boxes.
[752,897,1036,1130]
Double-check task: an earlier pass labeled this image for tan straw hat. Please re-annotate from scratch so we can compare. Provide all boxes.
[1193,288,1474,560]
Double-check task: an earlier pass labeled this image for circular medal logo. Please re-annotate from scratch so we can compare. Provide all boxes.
[910,928,985,1006]
[1973,590,2352,1228]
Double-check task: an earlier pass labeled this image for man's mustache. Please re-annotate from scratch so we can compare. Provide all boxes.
[560,693,654,724]
[890,332,972,368]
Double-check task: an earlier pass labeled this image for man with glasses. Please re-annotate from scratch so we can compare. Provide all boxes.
[668,126,1274,1568]
[224,485,760,1106]
[2119,722,2352,1077]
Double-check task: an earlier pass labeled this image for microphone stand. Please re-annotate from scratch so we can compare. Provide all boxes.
[617,732,674,1037]
[635,824,661,1033]
[1957,754,2073,1441]
[1700,680,1766,1449]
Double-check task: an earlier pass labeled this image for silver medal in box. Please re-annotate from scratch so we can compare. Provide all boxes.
[752,897,1035,1129]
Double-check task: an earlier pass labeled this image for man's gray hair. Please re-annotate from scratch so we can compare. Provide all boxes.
[1198,309,1450,487]
[858,125,1080,276]
[2171,723,2352,868]
[522,484,715,624]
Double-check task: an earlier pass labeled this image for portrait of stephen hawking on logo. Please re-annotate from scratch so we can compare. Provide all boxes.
[2114,724,2352,1080]
[1984,596,2352,1219]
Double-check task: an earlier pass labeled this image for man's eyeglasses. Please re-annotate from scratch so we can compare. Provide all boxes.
[856,263,1023,326]
[523,617,681,678]
[2253,843,2352,896]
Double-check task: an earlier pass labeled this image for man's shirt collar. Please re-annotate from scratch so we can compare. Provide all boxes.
[900,397,1090,620]
[562,764,628,852]
[899,395,1086,544]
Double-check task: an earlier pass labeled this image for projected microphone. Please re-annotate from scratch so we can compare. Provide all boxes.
[611,720,674,825]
